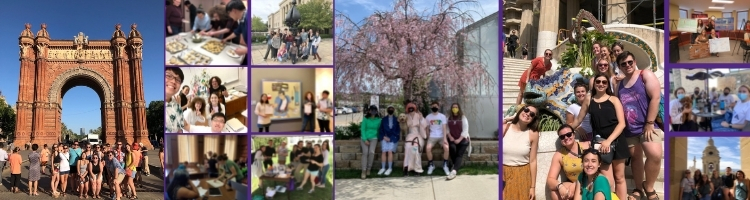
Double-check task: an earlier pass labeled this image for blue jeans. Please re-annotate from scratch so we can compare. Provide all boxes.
[169,25,182,36]
[285,42,292,51]
[312,45,319,54]
[301,114,314,132]
[682,192,694,200]
[318,164,330,185]
[725,111,733,123]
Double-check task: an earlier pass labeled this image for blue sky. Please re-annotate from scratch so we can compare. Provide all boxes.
[687,137,741,171]
[0,1,164,134]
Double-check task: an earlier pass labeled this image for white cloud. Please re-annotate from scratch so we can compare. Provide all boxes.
[250,0,280,23]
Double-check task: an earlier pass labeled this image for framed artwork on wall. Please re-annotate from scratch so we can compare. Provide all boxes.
[260,79,302,120]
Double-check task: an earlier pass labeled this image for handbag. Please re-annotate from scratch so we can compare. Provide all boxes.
[593,136,617,164]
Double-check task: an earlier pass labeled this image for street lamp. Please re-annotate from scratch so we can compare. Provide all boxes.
[284,0,301,36]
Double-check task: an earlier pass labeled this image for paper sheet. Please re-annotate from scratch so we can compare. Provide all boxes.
[197,187,208,197]
[207,179,224,188]
[304,104,312,114]
[264,105,274,115]
[223,118,247,133]
[280,99,288,111]
[191,179,200,187]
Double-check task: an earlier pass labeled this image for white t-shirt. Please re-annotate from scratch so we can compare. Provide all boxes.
[669,99,683,125]
[681,177,694,192]
[425,113,447,138]
[183,108,207,125]
[567,104,592,133]
[187,125,228,133]
[731,100,750,125]
[0,149,7,161]
[59,152,71,172]
[718,94,738,110]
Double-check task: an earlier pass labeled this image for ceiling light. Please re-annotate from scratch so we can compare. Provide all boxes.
[708,7,725,10]
[711,0,734,3]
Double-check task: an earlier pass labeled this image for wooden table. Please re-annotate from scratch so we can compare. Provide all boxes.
[259,175,292,200]
[186,167,208,180]
[225,95,248,126]
[191,178,236,200]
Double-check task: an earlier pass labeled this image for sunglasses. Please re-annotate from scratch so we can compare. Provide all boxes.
[618,60,634,67]
[597,64,609,67]
[64,148,69,150]
[545,53,552,56]
[595,80,608,85]
[582,148,599,155]
[522,107,536,118]
[558,132,574,140]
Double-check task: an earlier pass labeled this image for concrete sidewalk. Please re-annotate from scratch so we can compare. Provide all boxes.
[334,175,499,200]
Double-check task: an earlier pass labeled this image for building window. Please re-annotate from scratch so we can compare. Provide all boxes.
[723,12,732,19]
[739,11,748,30]
[680,9,688,19]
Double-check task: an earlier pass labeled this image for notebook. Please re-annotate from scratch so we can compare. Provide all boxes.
[223,118,246,133]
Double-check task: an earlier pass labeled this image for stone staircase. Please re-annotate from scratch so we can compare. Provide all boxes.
[502,58,531,113]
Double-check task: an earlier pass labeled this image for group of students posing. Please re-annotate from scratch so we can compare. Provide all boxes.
[503,48,664,200]
[262,28,324,64]
[680,167,750,200]
[252,140,330,194]
[359,101,471,180]
[254,90,334,132]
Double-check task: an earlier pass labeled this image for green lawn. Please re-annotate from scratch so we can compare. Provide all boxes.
[335,163,499,179]
[251,151,334,200]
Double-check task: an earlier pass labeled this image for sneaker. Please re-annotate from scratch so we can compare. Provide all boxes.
[377,168,386,175]
[427,165,435,175]
[366,170,371,176]
[447,170,457,180]
[442,165,450,175]
[384,169,392,176]
[361,171,366,179]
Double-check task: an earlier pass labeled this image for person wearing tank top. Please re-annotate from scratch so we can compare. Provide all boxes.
[89,153,105,199]
[568,83,594,141]
[502,105,540,200]
[615,52,663,200]
[547,124,591,200]
[569,73,630,199]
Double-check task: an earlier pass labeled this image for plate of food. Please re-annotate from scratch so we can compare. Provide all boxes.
[191,34,205,43]
[201,40,226,54]
[178,50,212,65]
[167,57,187,65]
[226,47,241,58]
[166,40,187,54]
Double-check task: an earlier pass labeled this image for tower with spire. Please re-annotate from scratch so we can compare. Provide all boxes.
[702,137,721,177]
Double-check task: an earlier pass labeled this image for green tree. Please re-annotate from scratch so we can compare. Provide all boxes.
[297,0,333,31]
[88,126,102,135]
[61,122,75,142]
[0,97,16,138]
[146,101,164,142]
[251,137,288,151]
[251,15,267,32]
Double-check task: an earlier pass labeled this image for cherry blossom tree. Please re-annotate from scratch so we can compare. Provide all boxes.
[335,0,496,106]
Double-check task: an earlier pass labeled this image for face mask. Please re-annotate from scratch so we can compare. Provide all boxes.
[408,108,415,113]
[725,92,730,96]
[694,91,700,95]
[431,107,439,112]
[387,110,394,115]
[740,93,749,101]
[370,110,378,115]
[452,108,459,114]
[677,94,685,100]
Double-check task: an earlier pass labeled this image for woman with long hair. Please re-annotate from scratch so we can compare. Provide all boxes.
[503,104,540,200]
[89,153,105,199]
[698,174,713,200]
[28,144,41,196]
[616,52,663,200]
[574,148,613,200]
[51,144,61,197]
[59,145,71,197]
[610,42,624,74]
[124,144,139,199]
[359,105,381,179]
[208,76,228,104]
[301,91,316,132]
[569,73,629,199]
[317,140,331,188]
[208,92,225,116]
[735,171,749,200]
[311,31,322,62]
[77,155,90,198]
[183,97,207,125]
[680,170,695,200]
[255,93,274,132]
[403,102,427,175]
[166,167,199,200]
[547,124,591,200]
[589,59,618,95]
[567,83,593,141]
[299,144,324,193]
[217,154,243,190]
[446,103,470,180]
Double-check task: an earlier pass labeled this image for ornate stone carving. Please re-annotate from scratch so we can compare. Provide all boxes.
[19,44,31,59]
[47,50,112,61]
[35,43,48,59]
[48,65,114,104]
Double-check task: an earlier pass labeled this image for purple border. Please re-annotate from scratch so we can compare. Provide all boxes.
[498,0,504,194]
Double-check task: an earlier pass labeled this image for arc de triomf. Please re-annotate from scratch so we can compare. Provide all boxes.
[14,23,152,149]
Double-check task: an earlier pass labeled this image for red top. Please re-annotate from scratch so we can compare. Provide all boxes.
[518,57,552,86]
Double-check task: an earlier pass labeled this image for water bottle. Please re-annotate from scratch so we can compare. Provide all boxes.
[720,100,726,110]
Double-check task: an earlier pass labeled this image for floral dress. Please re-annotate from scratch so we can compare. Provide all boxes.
[166,97,184,133]
[28,151,41,181]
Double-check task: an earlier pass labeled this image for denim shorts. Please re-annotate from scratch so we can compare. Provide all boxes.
[60,171,70,175]
[381,141,396,152]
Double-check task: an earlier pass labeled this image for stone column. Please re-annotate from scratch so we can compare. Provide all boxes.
[566,0,579,32]
[606,0,628,24]
[16,25,36,147]
[519,3,534,51]
[741,138,750,176]
[32,30,50,145]
[670,137,688,200]
[536,0,559,57]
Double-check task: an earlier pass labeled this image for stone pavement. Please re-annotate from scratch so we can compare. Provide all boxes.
[0,149,165,199]
[250,39,334,66]
[334,174,499,200]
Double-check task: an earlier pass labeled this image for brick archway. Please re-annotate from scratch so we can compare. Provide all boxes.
[14,23,152,149]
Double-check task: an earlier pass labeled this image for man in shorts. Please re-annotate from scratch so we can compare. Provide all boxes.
[722,167,736,199]
[425,102,450,175]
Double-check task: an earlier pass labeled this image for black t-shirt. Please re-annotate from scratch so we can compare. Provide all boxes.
[224,19,240,44]
[299,155,310,164]
[290,151,297,161]
[307,154,324,171]
[208,85,228,104]
[179,93,188,107]
[508,35,518,46]
[263,146,276,158]
[723,174,736,187]
[208,159,218,173]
